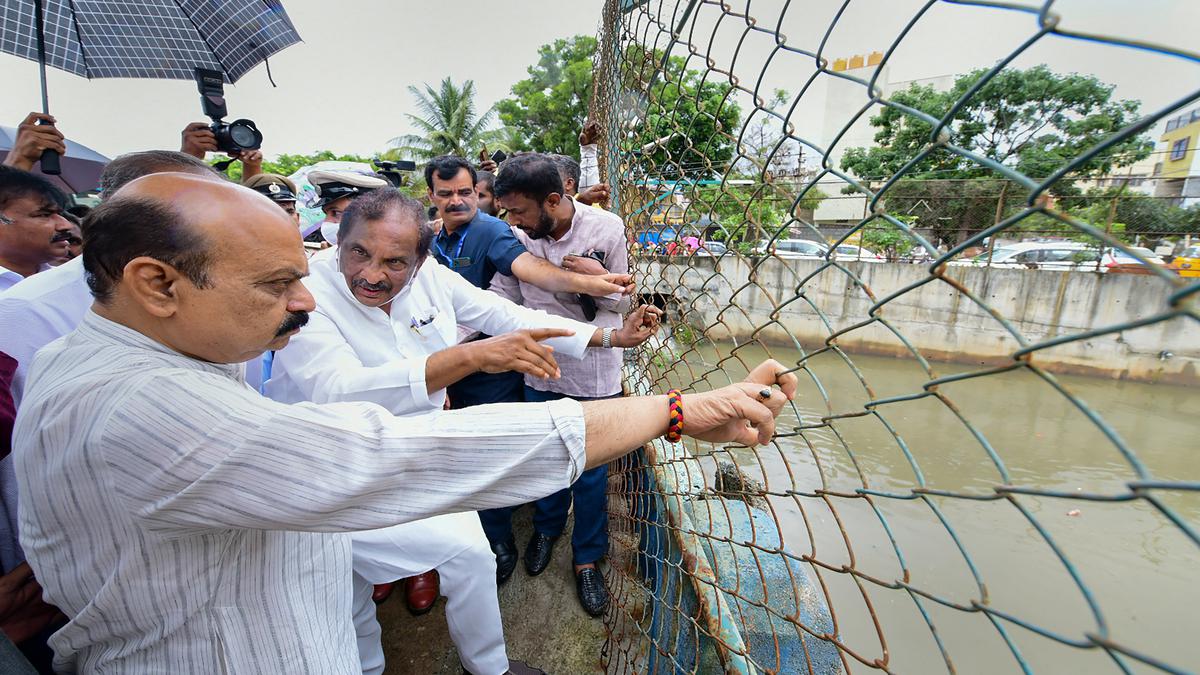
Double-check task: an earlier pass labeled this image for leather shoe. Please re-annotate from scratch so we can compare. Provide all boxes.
[575,566,609,617]
[404,570,439,615]
[523,532,558,576]
[371,582,396,605]
[492,536,518,585]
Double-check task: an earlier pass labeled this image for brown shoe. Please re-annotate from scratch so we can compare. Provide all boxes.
[371,582,396,605]
[405,570,440,615]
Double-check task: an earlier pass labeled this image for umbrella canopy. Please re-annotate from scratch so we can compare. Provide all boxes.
[0,0,301,83]
[0,125,108,193]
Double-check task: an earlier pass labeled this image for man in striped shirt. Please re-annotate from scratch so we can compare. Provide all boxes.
[13,173,794,673]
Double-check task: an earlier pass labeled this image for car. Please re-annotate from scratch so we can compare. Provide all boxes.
[1173,245,1200,278]
[831,244,884,262]
[1099,246,1179,275]
[951,241,1099,270]
[757,238,829,259]
[695,240,728,256]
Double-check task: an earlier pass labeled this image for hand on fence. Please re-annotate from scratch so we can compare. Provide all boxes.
[576,182,611,207]
[684,359,796,447]
[613,304,663,347]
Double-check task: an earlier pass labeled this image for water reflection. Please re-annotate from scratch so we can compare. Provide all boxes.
[652,341,1199,674]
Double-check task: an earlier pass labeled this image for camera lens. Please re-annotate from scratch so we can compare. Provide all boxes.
[229,123,258,148]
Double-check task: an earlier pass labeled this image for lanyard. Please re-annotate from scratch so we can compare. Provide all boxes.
[434,230,467,266]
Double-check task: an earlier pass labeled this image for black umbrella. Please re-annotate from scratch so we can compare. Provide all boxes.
[0,0,302,173]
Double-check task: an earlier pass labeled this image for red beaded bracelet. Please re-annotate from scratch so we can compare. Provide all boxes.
[665,389,683,443]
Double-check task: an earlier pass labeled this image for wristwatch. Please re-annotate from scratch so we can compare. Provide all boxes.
[602,327,614,349]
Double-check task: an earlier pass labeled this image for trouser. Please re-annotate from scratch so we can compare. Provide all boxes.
[350,511,507,675]
[478,387,614,566]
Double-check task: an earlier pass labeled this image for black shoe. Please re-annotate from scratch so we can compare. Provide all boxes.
[463,658,546,675]
[575,566,609,617]
[523,532,558,576]
[492,536,517,585]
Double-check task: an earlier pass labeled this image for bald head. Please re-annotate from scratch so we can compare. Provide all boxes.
[85,173,297,303]
[84,173,315,364]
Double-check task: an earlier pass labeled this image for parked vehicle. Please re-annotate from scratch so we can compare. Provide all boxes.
[952,241,1098,270]
[1099,247,1180,275]
[1173,245,1200,278]
[832,244,883,262]
[757,238,829,259]
[695,240,728,256]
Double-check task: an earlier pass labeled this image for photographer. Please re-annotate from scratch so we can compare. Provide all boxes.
[179,122,263,181]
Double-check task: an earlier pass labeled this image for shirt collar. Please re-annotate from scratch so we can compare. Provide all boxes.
[78,310,246,380]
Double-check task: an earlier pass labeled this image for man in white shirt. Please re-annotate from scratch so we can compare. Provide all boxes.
[14,172,794,674]
[0,166,73,293]
[265,188,659,675]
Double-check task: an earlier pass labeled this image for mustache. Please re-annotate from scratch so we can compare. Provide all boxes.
[274,311,310,337]
[353,278,391,293]
[444,204,471,213]
[50,230,73,243]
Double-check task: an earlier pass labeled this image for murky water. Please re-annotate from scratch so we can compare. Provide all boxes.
[658,341,1199,675]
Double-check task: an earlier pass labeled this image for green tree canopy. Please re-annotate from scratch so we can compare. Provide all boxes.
[496,36,597,158]
[211,150,375,182]
[388,77,502,161]
[840,65,1152,191]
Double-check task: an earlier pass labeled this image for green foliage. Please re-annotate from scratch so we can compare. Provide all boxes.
[861,216,918,260]
[840,65,1152,192]
[389,77,503,161]
[1066,188,1200,237]
[496,36,598,158]
[621,46,741,180]
[210,150,376,183]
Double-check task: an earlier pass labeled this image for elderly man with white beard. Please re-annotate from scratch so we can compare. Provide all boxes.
[263,188,661,675]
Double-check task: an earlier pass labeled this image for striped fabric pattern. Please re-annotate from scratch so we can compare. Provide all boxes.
[13,310,586,673]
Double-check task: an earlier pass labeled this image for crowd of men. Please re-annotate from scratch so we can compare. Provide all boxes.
[0,113,794,674]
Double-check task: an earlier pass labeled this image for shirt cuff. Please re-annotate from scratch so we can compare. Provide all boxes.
[546,397,587,482]
[406,353,433,410]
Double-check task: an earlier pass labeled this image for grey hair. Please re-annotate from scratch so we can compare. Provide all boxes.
[99,151,219,200]
[338,189,434,258]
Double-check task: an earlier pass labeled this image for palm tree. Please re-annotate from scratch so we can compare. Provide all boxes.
[388,77,504,161]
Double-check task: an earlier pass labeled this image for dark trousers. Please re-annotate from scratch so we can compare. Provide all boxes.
[478,386,615,566]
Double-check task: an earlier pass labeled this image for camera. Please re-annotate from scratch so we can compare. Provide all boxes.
[373,159,417,188]
[195,67,262,154]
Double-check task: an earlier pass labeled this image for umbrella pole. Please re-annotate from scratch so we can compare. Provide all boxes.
[32,0,61,175]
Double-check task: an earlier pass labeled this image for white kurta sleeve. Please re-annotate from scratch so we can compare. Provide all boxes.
[579,144,600,189]
[102,369,587,536]
[269,308,434,415]
[442,266,594,359]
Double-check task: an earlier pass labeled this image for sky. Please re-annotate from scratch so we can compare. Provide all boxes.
[0,0,608,159]
[0,0,1196,163]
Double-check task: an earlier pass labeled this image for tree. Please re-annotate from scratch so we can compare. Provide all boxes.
[211,150,377,182]
[628,52,742,181]
[496,36,597,158]
[388,78,502,161]
[861,216,919,260]
[841,65,1152,191]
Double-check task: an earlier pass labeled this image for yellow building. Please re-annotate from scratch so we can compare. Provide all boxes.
[1154,107,1200,206]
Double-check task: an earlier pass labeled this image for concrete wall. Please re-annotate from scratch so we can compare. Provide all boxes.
[642,257,1200,385]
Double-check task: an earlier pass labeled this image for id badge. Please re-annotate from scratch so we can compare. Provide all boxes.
[451,256,472,268]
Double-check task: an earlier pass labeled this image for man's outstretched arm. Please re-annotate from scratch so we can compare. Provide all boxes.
[510,251,634,297]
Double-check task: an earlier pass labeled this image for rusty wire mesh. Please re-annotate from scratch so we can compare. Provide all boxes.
[589,1,1200,673]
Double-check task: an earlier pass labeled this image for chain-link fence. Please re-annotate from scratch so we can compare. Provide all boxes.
[591,1,1200,673]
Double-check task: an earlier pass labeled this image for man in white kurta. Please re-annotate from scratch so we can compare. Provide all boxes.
[264,188,656,675]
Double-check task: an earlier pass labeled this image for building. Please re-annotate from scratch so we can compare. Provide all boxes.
[1153,106,1200,207]
[811,52,956,226]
